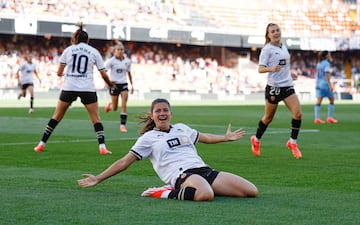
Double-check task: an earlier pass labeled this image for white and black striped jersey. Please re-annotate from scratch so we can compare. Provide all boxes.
[130,123,207,187]
[60,42,105,91]
[105,56,131,84]
[259,43,293,87]
[18,61,36,85]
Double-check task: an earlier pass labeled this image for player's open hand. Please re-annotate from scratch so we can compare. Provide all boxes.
[78,174,98,188]
[225,124,246,141]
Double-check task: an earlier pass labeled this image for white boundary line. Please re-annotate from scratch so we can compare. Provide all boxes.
[0,138,138,146]
[0,128,319,146]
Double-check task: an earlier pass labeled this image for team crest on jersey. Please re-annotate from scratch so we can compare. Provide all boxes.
[271,96,275,102]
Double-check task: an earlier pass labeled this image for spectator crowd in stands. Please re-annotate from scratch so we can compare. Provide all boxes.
[1,34,359,97]
[1,0,360,97]
[0,0,179,27]
[1,0,359,37]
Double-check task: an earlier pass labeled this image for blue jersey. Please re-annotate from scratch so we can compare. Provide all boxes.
[315,59,333,98]
[315,60,331,89]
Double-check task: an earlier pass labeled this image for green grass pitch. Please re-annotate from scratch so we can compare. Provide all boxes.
[0,101,359,225]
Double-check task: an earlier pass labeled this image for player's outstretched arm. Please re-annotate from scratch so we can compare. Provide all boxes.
[78,152,138,188]
[198,124,246,144]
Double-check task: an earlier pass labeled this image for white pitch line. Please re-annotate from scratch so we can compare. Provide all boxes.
[0,129,319,146]
[0,137,137,146]
[267,129,320,134]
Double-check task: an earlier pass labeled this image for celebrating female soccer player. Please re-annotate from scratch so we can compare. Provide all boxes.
[34,23,115,155]
[250,23,302,159]
[78,98,258,201]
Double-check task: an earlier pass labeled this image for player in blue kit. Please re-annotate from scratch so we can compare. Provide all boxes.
[78,98,258,201]
[314,51,338,124]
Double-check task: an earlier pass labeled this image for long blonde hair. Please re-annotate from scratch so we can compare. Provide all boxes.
[264,23,277,45]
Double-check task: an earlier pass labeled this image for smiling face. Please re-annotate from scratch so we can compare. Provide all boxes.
[114,45,125,59]
[266,23,282,45]
[150,101,172,131]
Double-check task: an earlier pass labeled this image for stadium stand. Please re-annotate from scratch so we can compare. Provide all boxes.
[1,0,359,36]
[177,0,360,37]
[1,0,360,101]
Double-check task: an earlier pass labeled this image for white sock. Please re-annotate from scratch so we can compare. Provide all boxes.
[161,190,171,198]
[290,138,297,144]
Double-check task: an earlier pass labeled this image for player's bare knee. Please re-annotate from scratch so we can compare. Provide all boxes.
[294,111,302,120]
[246,186,259,197]
[262,117,273,124]
[194,189,214,201]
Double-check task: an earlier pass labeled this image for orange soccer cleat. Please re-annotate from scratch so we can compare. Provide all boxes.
[314,118,325,124]
[120,125,127,133]
[326,117,338,123]
[104,102,112,113]
[286,140,302,159]
[34,143,45,152]
[99,147,112,155]
[250,135,261,157]
[141,185,174,198]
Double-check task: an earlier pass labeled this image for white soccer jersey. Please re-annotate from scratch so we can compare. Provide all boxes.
[105,56,131,84]
[259,43,293,87]
[18,61,36,85]
[130,123,207,187]
[60,42,105,91]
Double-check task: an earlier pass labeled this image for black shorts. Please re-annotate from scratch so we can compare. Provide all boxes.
[59,90,98,105]
[109,83,128,96]
[21,83,33,90]
[265,85,295,104]
[174,166,219,189]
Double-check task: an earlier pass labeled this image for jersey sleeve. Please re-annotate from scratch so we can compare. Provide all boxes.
[258,45,270,67]
[59,47,69,65]
[130,134,153,160]
[94,51,106,71]
[18,63,24,72]
[105,58,112,72]
[324,61,331,73]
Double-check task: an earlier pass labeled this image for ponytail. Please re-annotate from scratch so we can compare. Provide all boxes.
[71,23,89,44]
